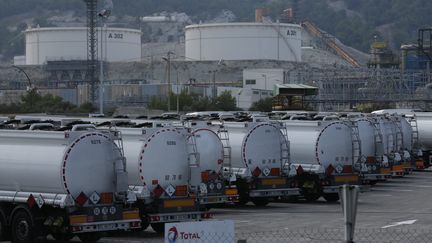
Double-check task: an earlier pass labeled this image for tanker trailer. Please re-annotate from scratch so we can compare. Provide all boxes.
[222,119,299,206]
[0,126,141,243]
[184,121,239,207]
[282,120,361,202]
[109,125,210,234]
[389,115,415,173]
[405,115,431,169]
[378,115,405,177]
[347,118,388,185]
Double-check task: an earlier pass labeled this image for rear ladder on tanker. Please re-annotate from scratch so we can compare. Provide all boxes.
[279,124,291,174]
[349,121,362,166]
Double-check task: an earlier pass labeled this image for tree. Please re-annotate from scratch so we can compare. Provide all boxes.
[249,97,273,112]
[215,91,237,111]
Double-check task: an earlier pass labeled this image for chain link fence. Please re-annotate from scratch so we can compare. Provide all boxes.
[102,228,432,243]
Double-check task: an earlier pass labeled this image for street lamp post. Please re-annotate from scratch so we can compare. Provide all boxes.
[262,74,268,90]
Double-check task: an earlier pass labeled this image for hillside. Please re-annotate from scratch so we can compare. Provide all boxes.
[0,0,431,61]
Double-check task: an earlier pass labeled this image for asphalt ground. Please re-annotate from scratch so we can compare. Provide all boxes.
[4,171,432,242]
[102,171,432,242]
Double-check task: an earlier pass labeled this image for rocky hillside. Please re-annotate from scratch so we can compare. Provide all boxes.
[0,0,430,61]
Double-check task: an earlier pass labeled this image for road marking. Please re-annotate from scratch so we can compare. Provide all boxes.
[382,219,417,229]
[236,220,251,223]
[373,188,413,192]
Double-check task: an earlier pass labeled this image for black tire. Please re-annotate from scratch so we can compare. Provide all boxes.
[52,233,74,242]
[282,195,299,203]
[369,180,378,186]
[151,223,165,234]
[131,221,149,233]
[303,193,320,202]
[235,194,249,206]
[11,210,35,243]
[0,215,3,242]
[235,179,250,206]
[323,193,340,202]
[78,233,101,243]
[301,179,321,202]
[251,198,269,207]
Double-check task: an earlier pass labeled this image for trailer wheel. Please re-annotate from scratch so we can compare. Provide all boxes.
[323,193,340,202]
[301,179,321,202]
[151,223,165,234]
[0,207,6,241]
[251,198,269,207]
[11,210,35,243]
[369,180,378,186]
[0,215,3,241]
[78,232,101,242]
[52,233,74,242]
[303,192,320,202]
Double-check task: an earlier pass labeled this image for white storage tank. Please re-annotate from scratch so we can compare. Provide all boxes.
[223,122,288,177]
[185,22,302,61]
[25,27,142,65]
[0,129,125,199]
[283,121,356,171]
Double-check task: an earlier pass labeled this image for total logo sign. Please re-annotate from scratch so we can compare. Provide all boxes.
[165,220,235,243]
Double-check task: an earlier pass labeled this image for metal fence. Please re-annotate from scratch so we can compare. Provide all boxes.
[102,228,432,243]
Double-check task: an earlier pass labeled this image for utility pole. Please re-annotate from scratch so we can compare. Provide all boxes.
[163,51,173,112]
[176,68,179,114]
[212,70,216,99]
[84,0,98,104]
[99,24,104,115]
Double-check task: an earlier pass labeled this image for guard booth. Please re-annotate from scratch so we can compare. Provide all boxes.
[272,84,318,110]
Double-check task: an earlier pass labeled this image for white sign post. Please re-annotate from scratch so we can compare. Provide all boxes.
[165,220,235,243]
[339,185,360,243]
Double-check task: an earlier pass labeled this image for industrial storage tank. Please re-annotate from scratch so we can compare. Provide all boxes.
[185,22,302,61]
[283,121,356,171]
[223,122,289,177]
[0,129,125,199]
[25,27,142,65]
